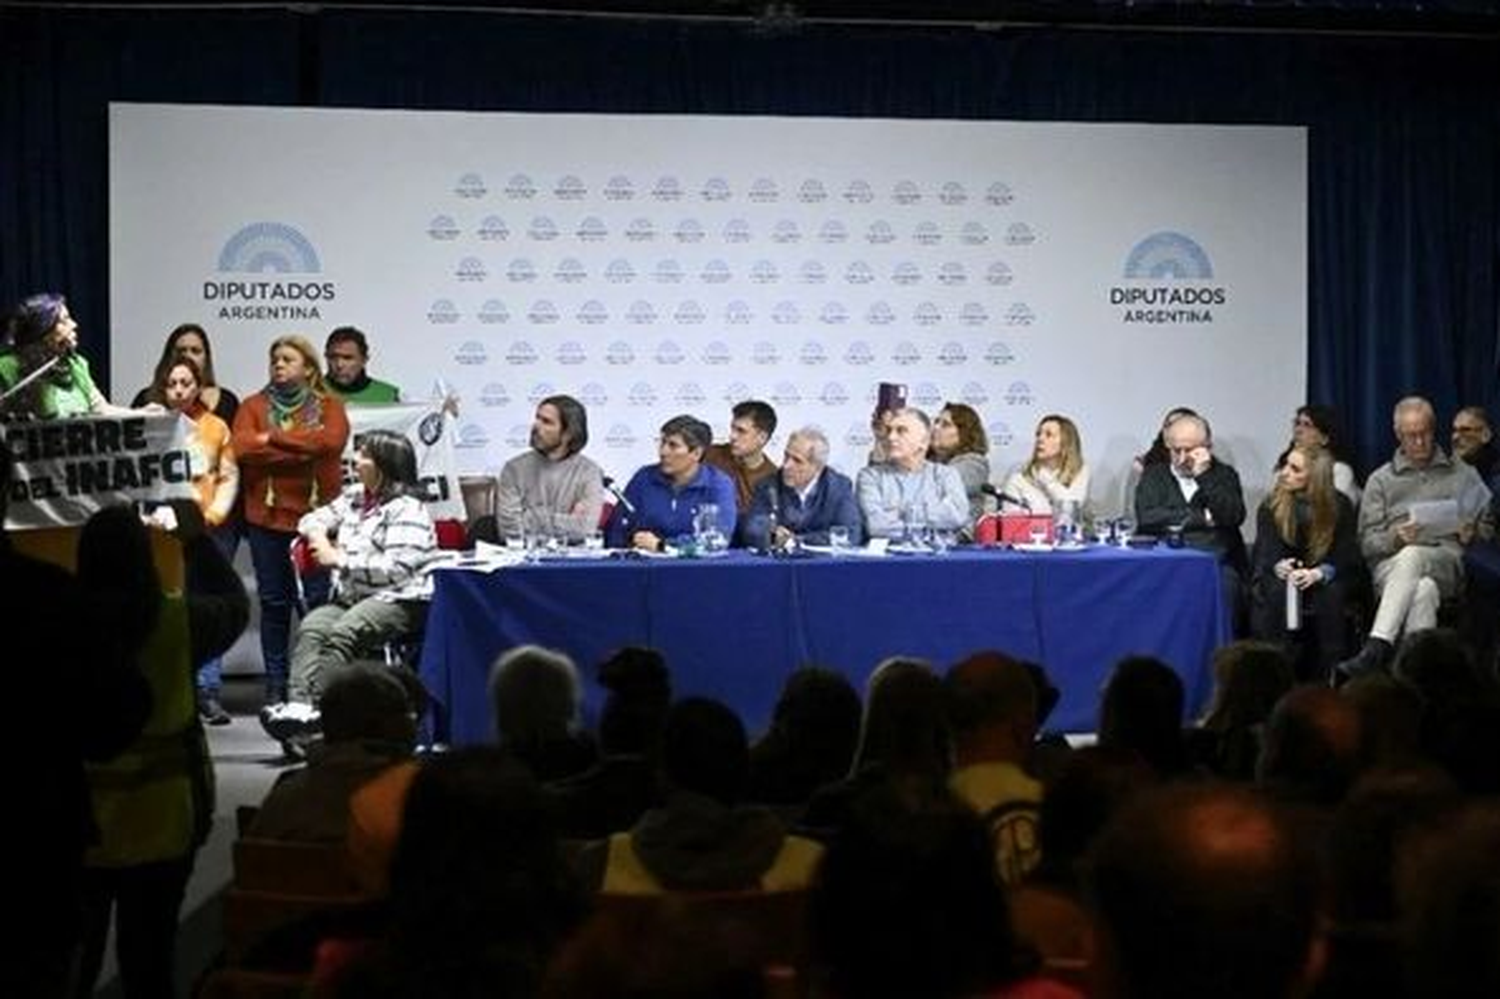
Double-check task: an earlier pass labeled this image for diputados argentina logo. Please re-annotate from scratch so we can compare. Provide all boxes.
[205,222,335,322]
[1110,232,1226,325]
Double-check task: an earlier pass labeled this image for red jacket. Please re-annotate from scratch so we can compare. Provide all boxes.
[232,391,349,532]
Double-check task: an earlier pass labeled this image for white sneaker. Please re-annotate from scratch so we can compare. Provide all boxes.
[259,701,321,741]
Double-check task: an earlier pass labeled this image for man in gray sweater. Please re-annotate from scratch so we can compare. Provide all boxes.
[1337,396,1494,679]
[495,394,606,542]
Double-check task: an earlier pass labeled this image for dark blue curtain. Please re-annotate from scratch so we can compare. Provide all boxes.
[3,8,1496,472]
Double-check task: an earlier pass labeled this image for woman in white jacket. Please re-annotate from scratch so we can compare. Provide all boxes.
[261,429,435,740]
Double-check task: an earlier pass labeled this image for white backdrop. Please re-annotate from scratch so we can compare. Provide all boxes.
[110,104,1305,518]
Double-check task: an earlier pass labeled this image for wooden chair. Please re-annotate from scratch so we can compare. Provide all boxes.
[232,838,363,897]
[224,838,374,968]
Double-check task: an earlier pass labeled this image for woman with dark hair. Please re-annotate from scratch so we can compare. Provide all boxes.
[930,402,993,525]
[73,503,247,999]
[132,322,240,424]
[232,334,350,706]
[260,428,435,742]
[154,354,241,723]
[0,293,141,418]
[1250,443,1359,678]
[1287,403,1361,506]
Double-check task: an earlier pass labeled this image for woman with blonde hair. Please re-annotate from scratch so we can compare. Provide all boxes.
[232,334,349,706]
[1001,414,1090,515]
[929,402,992,525]
[1250,444,1359,679]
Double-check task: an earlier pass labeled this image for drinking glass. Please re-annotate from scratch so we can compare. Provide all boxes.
[583,530,604,551]
[829,525,851,549]
[1028,521,1049,547]
[1115,517,1135,547]
[1092,517,1114,546]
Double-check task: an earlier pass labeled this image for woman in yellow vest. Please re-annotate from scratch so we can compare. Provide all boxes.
[72,503,248,999]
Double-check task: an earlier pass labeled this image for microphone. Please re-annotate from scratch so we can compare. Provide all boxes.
[602,475,636,516]
[980,483,1030,511]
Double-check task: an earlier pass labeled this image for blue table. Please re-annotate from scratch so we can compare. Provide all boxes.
[420,545,1231,745]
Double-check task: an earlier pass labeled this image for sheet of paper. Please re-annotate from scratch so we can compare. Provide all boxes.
[1407,499,1460,538]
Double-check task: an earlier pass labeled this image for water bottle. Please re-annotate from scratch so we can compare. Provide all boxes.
[1285,563,1302,631]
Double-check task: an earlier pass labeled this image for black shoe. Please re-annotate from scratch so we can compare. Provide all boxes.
[197,692,232,726]
[1332,638,1391,686]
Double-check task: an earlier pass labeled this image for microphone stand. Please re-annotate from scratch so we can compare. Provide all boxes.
[0,352,65,409]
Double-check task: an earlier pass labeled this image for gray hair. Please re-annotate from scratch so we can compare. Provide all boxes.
[1165,412,1211,445]
[1393,396,1436,427]
[488,644,582,742]
[788,427,831,465]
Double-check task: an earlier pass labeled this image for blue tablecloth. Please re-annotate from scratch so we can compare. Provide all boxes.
[420,545,1231,745]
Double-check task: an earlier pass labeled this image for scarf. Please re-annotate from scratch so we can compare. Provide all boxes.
[265,380,323,430]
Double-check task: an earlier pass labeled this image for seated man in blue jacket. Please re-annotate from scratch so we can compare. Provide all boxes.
[607,414,738,551]
[741,427,863,550]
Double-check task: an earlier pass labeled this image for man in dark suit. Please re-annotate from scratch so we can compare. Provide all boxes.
[741,427,863,550]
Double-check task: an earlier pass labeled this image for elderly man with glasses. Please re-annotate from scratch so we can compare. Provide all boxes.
[1337,396,1494,680]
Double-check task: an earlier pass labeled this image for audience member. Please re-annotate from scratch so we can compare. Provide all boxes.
[606,414,737,551]
[579,697,824,893]
[741,427,862,550]
[1256,687,1363,807]
[1396,801,1500,999]
[746,666,862,813]
[491,645,597,781]
[944,650,1044,885]
[495,394,605,542]
[323,325,401,404]
[1085,782,1325,999]
[809,780,1057,999]
[1189,640,1295,781]
[551,647,672,839]
[249,664,419,843]
[1389,627,1500,793]
[855,408,970,539]
[232,334,350,705]
[1097,656,1191,779]
[323,748,585,998]
[801,657,951,836]
[1338,396,1494,679]
[1134,405,1199,470]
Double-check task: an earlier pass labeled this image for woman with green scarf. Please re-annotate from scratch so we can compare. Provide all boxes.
[232,334,349,707]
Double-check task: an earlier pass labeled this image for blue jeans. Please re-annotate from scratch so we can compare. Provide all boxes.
[194,522,240,693]
[246,523,331,693]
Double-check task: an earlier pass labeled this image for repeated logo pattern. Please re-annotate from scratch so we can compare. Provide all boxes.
[425,171,1040,468]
